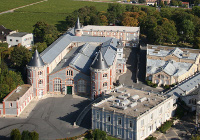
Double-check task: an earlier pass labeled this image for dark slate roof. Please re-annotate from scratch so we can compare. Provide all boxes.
[0,25,13,41]
[8,32,29,37]
[28,50,45,67]
[91,50,109,69]
[75,17,81,29]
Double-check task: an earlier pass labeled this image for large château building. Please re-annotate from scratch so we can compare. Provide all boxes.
[26,18,140,100]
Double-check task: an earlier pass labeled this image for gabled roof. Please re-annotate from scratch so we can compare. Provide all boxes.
[169,48,183,58]
[28,50,45,67]
[0,25,13,41]
[91,50,109,69]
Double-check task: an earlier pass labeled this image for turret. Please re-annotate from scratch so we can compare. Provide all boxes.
[90,50,110,99]
[27,49,47,98]
[74,17,82,36]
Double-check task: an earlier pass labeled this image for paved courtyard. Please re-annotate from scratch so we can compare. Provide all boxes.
[152,114,196,140]
[119,47,163,93]
[0,94,91,140]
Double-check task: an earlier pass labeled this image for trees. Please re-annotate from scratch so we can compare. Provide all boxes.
[10,129,21,140]
[107,3,125,25]
[122,12,139,26]
[10,46,32,68]
[161,18,178,43]
[179,20,195,43]
[33,21,59,45]
[31,42,47,53]
[192,6,200,17]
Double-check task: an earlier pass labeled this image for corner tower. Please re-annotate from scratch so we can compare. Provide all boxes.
[90,51,110,99]
[74,17,82,36]
[27,50,47,98]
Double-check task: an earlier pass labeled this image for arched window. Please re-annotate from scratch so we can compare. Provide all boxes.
[103,82,107,87]
[78,79,86,93]
[103,73,107,78]
[38,71,43,76]
[66,70,73,76]
[54,78,61,92]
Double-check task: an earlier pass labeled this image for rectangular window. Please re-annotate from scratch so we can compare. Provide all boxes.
[141,119,144,127]
[151,113,153,120]
[128,131,132,139]
[117,128,122,136]
[106,125,110,132]
[96,111,100,120]
[16,40,18,42]
[117,117,122,125]
[96,122,99,129]
[107,115,111,122]
[129,120,133,128]
[141,130,144,137]
[10,103,13,107]
[10,39,12,41]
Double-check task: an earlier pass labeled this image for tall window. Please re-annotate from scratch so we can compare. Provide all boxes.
[66,70,73,76]
[118,117,122,125]
[107,115,111,122]
[54,78,61,92]
[103,82,107,87]
[141,119,144,127]
[151,113,153,120]
[129,120,133,128]
[96,111,100,120]
[38,79,43,87]
[117,128,122,136]
[106,125,110,133]
[77,79,86,93]
[38,71,43,76]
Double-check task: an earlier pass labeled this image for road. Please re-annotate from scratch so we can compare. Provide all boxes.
[0,0,47,15]
[0,94,91,140]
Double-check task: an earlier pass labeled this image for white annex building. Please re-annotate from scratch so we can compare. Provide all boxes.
[7,32,34,48]
[92,87,175,140]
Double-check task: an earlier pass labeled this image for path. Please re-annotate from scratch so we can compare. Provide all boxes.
[0,0,47,15]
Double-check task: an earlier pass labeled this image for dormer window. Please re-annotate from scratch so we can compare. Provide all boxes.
[66,70,73,76]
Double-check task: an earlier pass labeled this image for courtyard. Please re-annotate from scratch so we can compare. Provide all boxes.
[0,94,91,139]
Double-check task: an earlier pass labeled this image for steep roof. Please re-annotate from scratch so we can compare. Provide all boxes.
[75,17,81,29]
[28,50,45,67]
[91,50,109,69]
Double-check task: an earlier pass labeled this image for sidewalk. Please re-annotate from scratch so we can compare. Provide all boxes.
[18,98,39,118]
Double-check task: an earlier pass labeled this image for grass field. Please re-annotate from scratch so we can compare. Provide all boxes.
[0,0,41,12]
[0,0,108,32]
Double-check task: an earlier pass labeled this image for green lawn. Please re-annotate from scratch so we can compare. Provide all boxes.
[0,0,108,32]
[0,0,41,12]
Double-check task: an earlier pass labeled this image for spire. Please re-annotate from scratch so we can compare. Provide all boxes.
[28,49,45,67]
[75,17,81,29]
[91,51,109,69]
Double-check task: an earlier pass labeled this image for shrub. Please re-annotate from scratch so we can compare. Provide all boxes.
[21,130,31,140]
[10,129,21,140]
[145,136,157,140]
[159,120,173,133]
[29,131,39,140]
[164,85,170,89]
